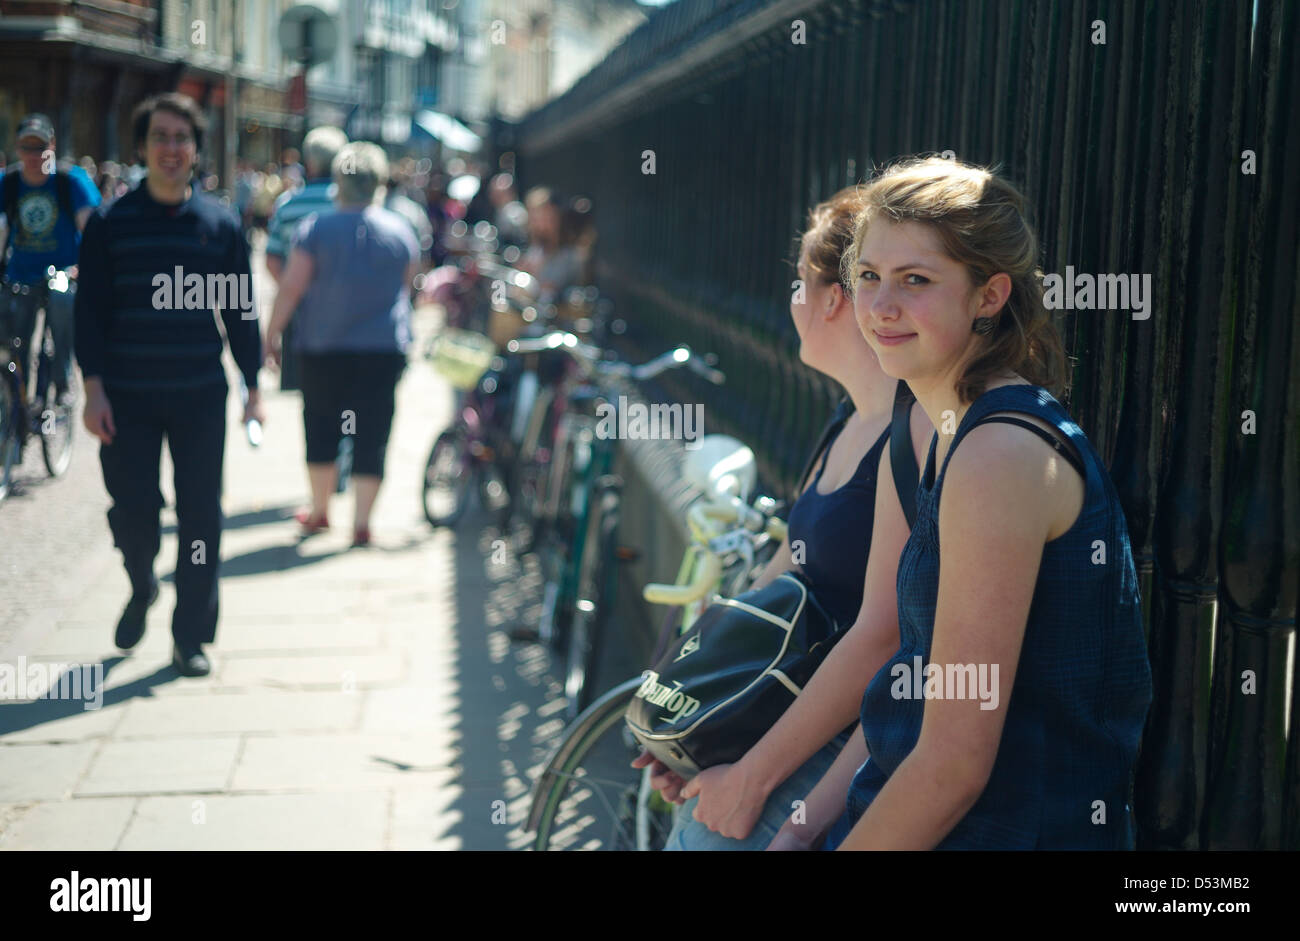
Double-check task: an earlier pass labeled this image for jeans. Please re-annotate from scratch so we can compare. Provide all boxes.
[1,279,75,395]
[664,730,850,851]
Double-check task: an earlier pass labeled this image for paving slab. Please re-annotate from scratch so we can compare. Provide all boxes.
[216,651,406,690]
[0,743,98,802]
[229,732,460,791]
[118,792,388,850]
[0,798,137,851]
[113,690,362,738]
[217,619,383,653]
[76,736,242,796]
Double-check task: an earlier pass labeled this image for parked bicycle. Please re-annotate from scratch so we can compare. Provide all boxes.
[0,267,76,503]
[525,435,784,850]
[420,280,607,537]
[505,331,724,725]
[421,326,516,528]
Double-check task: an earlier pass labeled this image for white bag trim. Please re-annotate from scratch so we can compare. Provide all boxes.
[629,573,810,742]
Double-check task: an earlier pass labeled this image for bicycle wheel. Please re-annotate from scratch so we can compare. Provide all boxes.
[0,378,20,504]
[478,463,510,522]
[36,375,73,477]
[532,414,579,648]
[422,428,474,527]
[565,474,622,721]
[527,676,676,851]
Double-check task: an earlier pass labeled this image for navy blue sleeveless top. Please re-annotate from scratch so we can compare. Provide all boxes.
[785,417,889,627]
[839,384,1153,849]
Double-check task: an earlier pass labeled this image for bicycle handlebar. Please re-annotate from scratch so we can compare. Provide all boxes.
[641,499,786,607]
[643,552,723,607]
[686,501,785,543]
[505,331,725,385]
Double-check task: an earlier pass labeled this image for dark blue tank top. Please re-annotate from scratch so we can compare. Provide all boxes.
[840,384,1153,849]
[784,418,889,626]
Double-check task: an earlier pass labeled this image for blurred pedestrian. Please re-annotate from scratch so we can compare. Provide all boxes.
[385,167,434,267]
[264,142,419,547]
[233,159,256,229]
[265,126,346,282]
[280,147,304,191]
[520,186,582,303]
[75,92,263,677]
[488,172,528,249]
[250,163,283,230]
[561,196,597,287]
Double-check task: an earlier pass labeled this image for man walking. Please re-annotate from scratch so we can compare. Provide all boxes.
[265,125,346,282]
[75,93,263,676]
[0,113,101,408]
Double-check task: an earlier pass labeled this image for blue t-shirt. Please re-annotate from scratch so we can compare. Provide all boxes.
[2,166,100,283]
[290,205,417,355]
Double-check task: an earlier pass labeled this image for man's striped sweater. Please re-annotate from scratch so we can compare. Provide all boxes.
[74,182,261,392]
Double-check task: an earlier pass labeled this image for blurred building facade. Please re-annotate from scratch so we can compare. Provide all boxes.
[0,0,646,181]
[437,0,646,122]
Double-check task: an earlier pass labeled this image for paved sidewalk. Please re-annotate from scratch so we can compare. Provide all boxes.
[0,299,566,850]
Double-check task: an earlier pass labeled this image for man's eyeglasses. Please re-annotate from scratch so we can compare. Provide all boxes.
[148,133,195,148]
[16,143,48,154]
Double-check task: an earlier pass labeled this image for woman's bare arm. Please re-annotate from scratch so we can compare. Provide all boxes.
[681,436,911,838]
[768,724,868,849]
[836,425,1057,849]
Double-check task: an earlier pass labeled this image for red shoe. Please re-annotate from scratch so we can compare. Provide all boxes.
[295,509,330,535]
[352,527,371,548]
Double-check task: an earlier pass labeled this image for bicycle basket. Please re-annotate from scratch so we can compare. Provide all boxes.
[430,328,497,390]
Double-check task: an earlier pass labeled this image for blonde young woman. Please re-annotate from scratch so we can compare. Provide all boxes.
[633,187,931,850]
[770,157,1152,851]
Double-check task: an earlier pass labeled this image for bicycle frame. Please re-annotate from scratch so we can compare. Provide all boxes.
[524,490,785,848]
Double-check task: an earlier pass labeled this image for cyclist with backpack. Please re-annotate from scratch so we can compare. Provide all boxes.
[634,187,932,849]
[0,114,100,408]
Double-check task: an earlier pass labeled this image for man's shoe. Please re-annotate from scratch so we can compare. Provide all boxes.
[172,646,211,677]
[114,579,159,650]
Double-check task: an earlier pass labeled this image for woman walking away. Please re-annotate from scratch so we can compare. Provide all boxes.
[772,156,1152,850]
[265,142,421,547]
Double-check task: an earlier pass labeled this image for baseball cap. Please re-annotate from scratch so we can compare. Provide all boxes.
[16,114,55,144]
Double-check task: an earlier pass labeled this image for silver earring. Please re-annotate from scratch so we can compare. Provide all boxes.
[972,317,996,335]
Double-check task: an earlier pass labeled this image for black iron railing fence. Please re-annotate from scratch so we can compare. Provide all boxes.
[515,0,1298,849]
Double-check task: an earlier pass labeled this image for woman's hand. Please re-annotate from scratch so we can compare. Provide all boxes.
[680,761,770,839]
[630,750,687,803]
[766,824,818,851]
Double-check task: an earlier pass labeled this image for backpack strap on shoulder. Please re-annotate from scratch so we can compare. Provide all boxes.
[2,171,18,229]
[890,380,919,528]
[54,171,75,223]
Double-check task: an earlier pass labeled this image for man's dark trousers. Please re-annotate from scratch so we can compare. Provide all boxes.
[99,381,227,649]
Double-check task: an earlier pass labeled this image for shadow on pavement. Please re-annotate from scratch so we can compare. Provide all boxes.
[160,504,302,537]
[443,503,565,850]
[0,657,178,738]
[176,540,348,580]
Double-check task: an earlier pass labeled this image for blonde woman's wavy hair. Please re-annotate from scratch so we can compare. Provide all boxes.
[842,156,1068,404]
